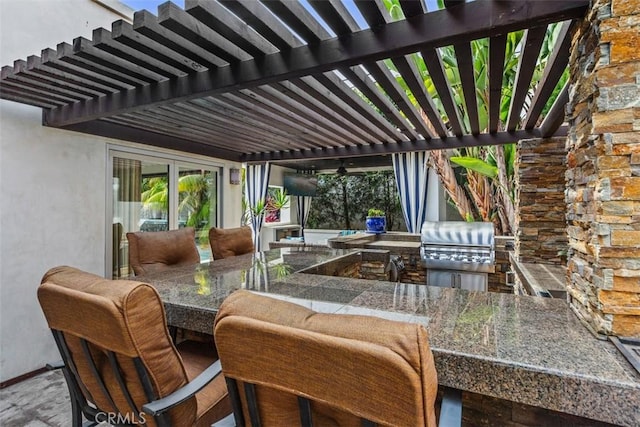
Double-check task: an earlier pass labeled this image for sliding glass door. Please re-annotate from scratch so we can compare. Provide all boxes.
[109,150,220,278]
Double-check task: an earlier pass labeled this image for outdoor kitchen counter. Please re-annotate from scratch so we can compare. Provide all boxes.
[134,247,640,426]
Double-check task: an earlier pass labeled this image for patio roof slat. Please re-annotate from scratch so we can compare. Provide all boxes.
[72,36,166,83]
[295,75,397,143]
[399,0,427,17]
[111,20,208,73]
[13,60,110,98]
[40,48,134,92]
[312,72,403,143]
[1,73,90,102]
[184,0,279,57]
[25,55,120,96]
[79,118,241,160]
[139,107,287,152]
[55,42,149,88]
[339,66,420,140]
[308,0,360,36]
[115,111,235,146]
[390,55,448,138]
[215,93,340,149]
[92,28,187,78]
[133,10,228,69]
[453,41,480,135]
[260,0,331,44]
[0,86,66,108]
[180,99,316,150]
[505,25,548,132]
[238,87,357,148]
[0,79,82,104]
[523,20,574,129]
[41,0,588,129]
[271,80,372,146]
[421,48,464,137]
[218,0,303,50]
[539,80,569,138]
[488,34,507,133]
[157,1,252,63]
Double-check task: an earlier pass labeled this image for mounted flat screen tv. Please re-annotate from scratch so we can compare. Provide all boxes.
[283,173,318,196]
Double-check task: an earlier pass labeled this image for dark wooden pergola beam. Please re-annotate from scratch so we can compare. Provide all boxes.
[488,34,507,133]
[505,25,548,131]
[43,0,588,128]
[453,41,480,135]
[539,81,569,138]
[243,127,568,163]
[523,20,574,129]
[63,120,242,160]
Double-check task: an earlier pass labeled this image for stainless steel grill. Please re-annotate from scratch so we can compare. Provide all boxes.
[420,221,495,291]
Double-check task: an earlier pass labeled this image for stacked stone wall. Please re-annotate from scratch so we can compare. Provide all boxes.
[565,0,640,337]
[514,137,568,264]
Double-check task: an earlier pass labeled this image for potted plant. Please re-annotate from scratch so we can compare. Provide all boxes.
[365,208,386,234]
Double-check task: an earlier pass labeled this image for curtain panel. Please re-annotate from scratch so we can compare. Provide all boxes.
[392,152,429,233]
[245,163,271,251]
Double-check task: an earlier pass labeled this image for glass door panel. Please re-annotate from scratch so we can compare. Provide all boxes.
[112,157,169,278]
[178,165,218,262]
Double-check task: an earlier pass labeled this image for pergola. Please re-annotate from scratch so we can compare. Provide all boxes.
[0,0,588,169]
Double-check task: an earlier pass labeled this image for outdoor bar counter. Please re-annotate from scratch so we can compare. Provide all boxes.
[133,247,640,426]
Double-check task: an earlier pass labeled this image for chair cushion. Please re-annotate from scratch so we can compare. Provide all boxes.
[214,290,438,427]
[39,266,197,426]
[209,226,254,260]
[127,227,200,276]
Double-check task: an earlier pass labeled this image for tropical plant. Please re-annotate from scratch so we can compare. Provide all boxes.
[381,0,564,234]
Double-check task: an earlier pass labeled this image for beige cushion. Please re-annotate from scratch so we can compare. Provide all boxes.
[214,290,439,427]
[126,227,200,276]
[209,226,254,260]
[38,266,229,427]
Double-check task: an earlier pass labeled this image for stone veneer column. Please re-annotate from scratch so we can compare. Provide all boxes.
[515,137,568,264]
[565,0,640,337]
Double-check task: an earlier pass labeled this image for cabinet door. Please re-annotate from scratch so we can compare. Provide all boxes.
[427,270,456,288]
[458,273,487,292]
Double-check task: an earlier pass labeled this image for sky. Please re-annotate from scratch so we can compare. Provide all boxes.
[120,0,441,34]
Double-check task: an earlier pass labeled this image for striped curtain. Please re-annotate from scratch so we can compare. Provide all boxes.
[245,162,271,251]
[392,151,429,233]
[296,195,313,242]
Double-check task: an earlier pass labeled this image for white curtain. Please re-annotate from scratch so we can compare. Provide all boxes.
[392,151,429,233]
[245,162,271,251]
[296,195,313,242]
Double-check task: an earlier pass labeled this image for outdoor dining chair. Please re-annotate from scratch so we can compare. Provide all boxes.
[127,227,201,276]
[208,226,254,260]
[212,290,462,427]
[37,266,231,427]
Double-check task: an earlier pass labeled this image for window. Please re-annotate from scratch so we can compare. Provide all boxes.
[109,149,221,278]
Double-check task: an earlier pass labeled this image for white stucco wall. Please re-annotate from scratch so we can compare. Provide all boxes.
[0,0,243,382]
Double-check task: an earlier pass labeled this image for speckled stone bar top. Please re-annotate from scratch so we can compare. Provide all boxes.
[133,247,640,426]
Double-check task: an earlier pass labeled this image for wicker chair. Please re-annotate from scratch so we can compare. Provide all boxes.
[212,290,462,427]
[38,266,231,427]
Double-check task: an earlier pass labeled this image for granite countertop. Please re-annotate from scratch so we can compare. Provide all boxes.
[134,247,640,426]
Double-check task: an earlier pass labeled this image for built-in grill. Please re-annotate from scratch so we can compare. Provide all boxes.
[420,221,495,291]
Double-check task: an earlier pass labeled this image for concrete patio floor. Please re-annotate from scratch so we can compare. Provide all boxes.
[0,370,70,426]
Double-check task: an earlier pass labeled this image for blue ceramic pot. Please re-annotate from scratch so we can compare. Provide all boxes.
[365,216,386,233]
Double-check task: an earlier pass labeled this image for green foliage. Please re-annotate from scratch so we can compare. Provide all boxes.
[268,187,289,210]
[306,171,405,231]
[449,156,498,179]
[367,208,385,217]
